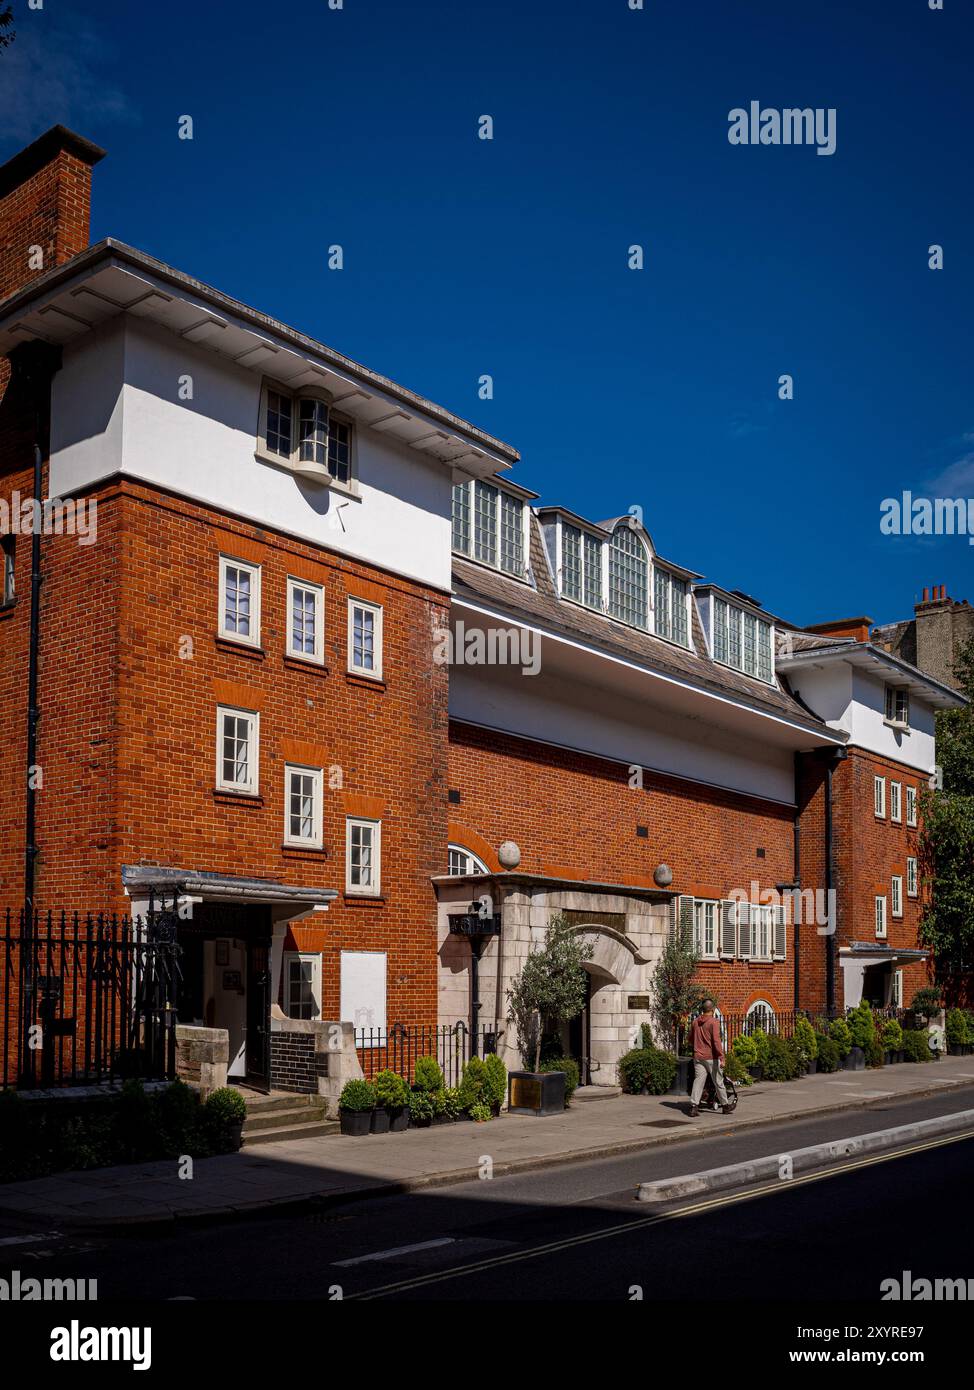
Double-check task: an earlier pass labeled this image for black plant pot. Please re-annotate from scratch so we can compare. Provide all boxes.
[433,1113,453,1125]
[410,1114,432,1129]
[896,1050,906,1064]
[672,1056,694,1096]
[845,1046,866,1071]
[340,1109,372,1137]
[883,1051,893,1066]
[370,1107,391,1134]
[748,1066,764,1082]
[389,1107,410,1132]
[805,1059,818,1075]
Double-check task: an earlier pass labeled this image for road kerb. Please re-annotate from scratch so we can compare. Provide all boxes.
[635,1107,974,1203]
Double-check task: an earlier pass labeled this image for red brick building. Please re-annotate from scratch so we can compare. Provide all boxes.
[0,127,964,1092]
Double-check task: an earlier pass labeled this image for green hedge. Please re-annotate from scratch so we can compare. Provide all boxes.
[618,1047,677,1095]
[539,1056,580,1105]
[0,1079,246,1182]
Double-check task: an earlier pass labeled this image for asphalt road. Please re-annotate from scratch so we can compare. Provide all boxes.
[2,1084,973,1304]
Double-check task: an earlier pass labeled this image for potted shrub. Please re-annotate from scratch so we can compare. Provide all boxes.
[793,1017,818,1074]
[902,1029,934,1063]
[443,1085,464,1121]
[864,1039,884,1068]
[618,1046,677,1095]
[731,1032,760,1081]
[458,1056,487,1115]
[203,1086,247,1153]
[540,1056,580,1107]
[763,1034,797,1082]
[373,1069,410,1132]
[814,1034,840,1073]
[482,1053,508,1116]
[338,1078,376,1136]
[880,1017,903,1065]
[469,1102,491,1123]
[413,1055,444,1093]
[829,1017,853,1066]
[724,1051,753,1086]
[845,1000,876,1071]
[946,1008,968,1056]
[407,1088,435,1128]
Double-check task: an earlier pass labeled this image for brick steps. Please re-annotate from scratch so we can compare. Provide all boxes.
[242,1119,339,1146]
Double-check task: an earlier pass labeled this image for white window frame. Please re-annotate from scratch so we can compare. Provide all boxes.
[448,845,488,876]
[875,895,888,939]
[283,763,323,848]
[890,781,902,823]
[692,899,718,960]
[750,904,774,962]
[906,785,917,828]
[711,595,774,684]
[257,379,355,487]
[893,969,904,1007]
[286,576,325,664]
[744,999,776,1035]
[347,597,383,679]
[215,705,259,795]
[1,534,14,606]
[607,522,649,630]
[451,479,525,576]
[907,856,918,898]
[874,775,886,818]
[346,817,381,896]
[885,684,910,729]
[218,555,261,647]
[653,567,690,649]
[283,951,322,1021]
[557,520,605,611]
[891,875,903,919]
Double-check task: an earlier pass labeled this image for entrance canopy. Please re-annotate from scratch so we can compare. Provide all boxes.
[122,865,335,912]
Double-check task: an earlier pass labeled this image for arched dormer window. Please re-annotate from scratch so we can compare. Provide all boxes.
[608,523,648,629]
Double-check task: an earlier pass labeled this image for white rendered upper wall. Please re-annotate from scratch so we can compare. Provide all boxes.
[49,317,455,592]
[785,661,936,774]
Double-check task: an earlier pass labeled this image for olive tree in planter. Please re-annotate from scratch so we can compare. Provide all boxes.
[880,1017,903,1064]
[649,912,708,1095]
[506,914,593,1113]
[792,1017,818,1074]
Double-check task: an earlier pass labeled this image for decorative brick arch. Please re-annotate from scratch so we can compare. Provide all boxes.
[446,823,502,874]
[742,989,783,1014]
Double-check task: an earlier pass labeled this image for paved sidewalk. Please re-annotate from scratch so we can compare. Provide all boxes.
[3,1055,974,1229]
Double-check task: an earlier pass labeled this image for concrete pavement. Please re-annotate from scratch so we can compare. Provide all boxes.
[2,1054,973,1229]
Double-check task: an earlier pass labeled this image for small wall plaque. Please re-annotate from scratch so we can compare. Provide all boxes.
[628,994,650,1010]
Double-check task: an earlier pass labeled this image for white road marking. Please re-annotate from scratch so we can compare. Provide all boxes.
[0,1231,62,1247]
[333,1237,456,1267]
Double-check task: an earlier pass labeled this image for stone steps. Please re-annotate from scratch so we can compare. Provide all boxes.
[237,1089,336,1146]
[572,1085,623,1102]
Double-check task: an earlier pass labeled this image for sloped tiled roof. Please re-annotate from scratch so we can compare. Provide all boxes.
[452,514,833,736]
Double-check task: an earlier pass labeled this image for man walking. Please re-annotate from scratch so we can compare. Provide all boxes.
[688,999,732,1117]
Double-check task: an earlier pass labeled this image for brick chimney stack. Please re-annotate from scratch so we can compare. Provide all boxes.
[0,125,106,305]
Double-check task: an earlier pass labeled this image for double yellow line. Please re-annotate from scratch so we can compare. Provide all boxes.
[346,1127,974,1300]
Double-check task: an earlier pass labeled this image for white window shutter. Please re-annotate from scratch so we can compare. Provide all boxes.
[773,904,787,959]
[720,900,737,957]
[737,903,752,959]
[674,894,694,943]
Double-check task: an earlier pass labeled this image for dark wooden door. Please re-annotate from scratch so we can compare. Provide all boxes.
[246,937,271,1088]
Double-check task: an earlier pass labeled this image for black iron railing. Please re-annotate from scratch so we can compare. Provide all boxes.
[1,909,181,1090]
[354,1021,497,1086]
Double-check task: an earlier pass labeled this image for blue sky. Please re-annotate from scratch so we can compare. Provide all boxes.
[1,0,971,626]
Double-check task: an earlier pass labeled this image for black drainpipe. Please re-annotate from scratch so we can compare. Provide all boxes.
[824,747,847,1016]
[793,751,802,1011]
[24,439,42,922]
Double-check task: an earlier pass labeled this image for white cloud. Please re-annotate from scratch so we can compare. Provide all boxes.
[0,14,135,144]
[928,450,974,497]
